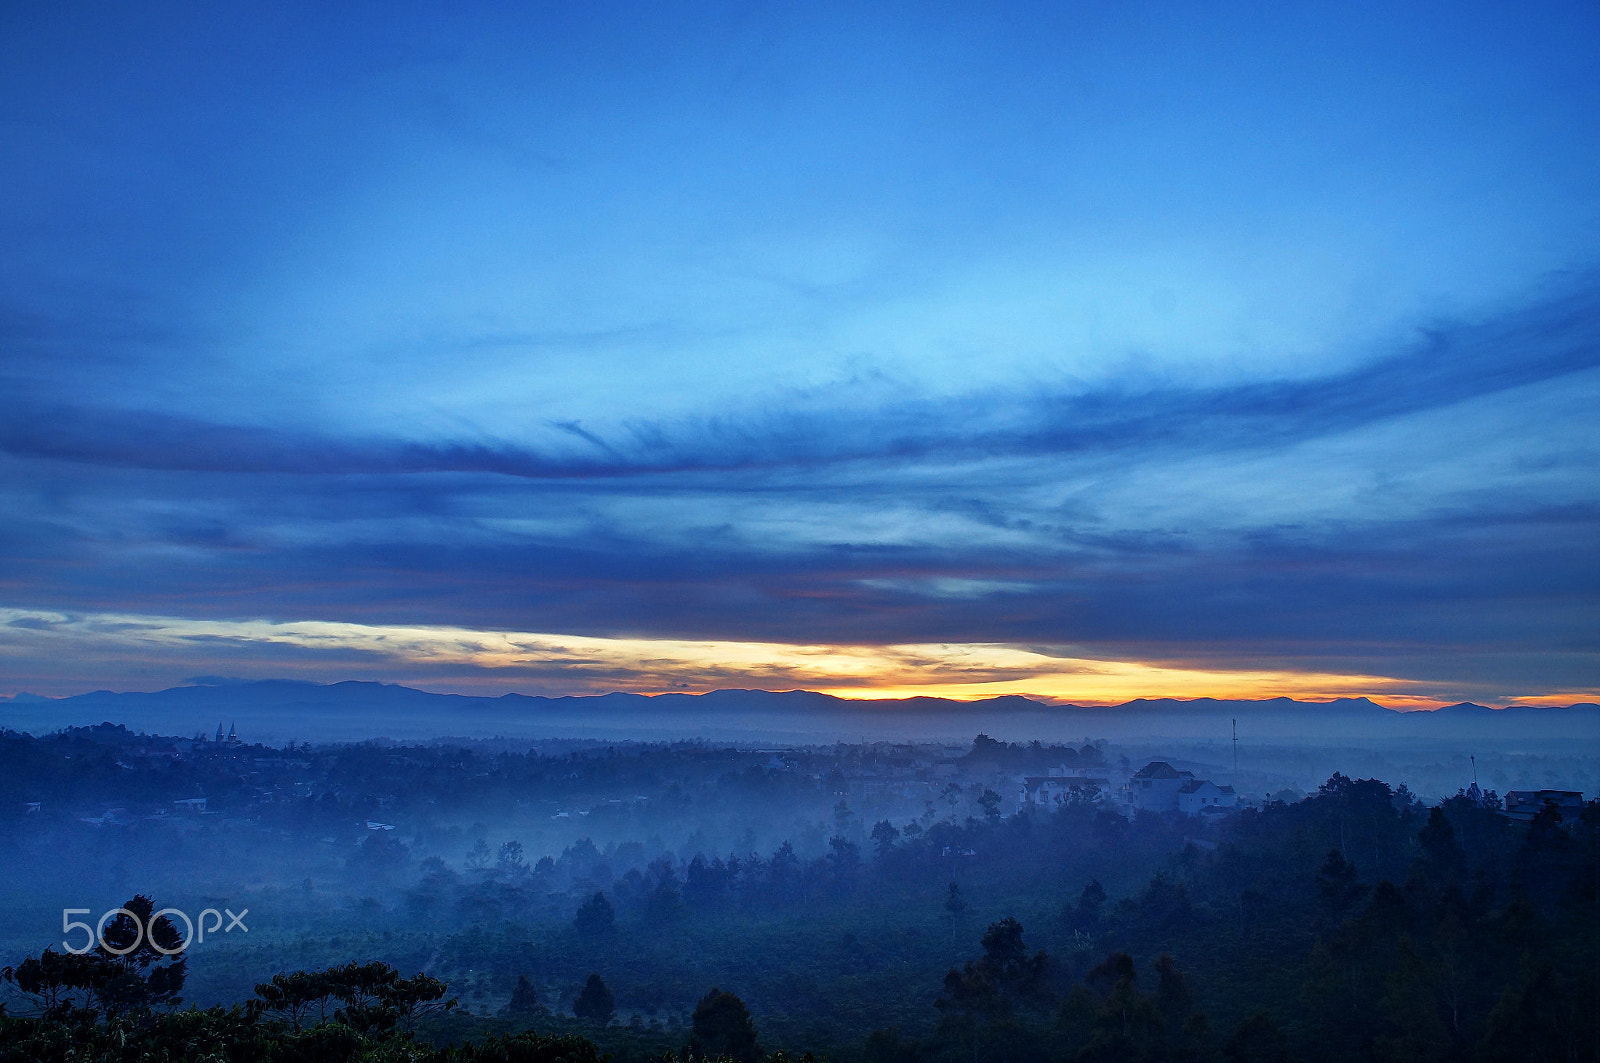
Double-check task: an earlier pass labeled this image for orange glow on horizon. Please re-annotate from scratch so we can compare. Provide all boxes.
[2,607,1594,708]
[1497,692,1600,707]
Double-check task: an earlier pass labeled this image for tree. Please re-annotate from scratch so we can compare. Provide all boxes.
[1223,1010,1289,1063]
[2,948,98,1015]
[1057,983,1101,1052]
[941,782,964,818]
[1376,937,1449,1063]
[1085,951,1135,996]
[827,836,861,890]
[978,788,1003,822]
[3,895,191,1017]
[768,841,801,904]
[939,919,1052,1022]
[944,882,968,945]
[351,832,410,883]
[573,973,614,1025]
[937,919,1053,1063]
[255,969,333,1030]
[88,894,189,1015]
[1315,848,1367,924]
[1153,953,1192,1021]
[646,862,685,924]
[254,960,455,1036]
[2,958,584,1062]
[688,986,760,1063]
[507,974,542,1017]
[871,819,901,858]
[1065,878,1107,933]
[1079,952,1161,1063]
[573,891,615,937]
[1152,953,1207,1059]
[977,917,1050,1002]
[967,733,1004,761]
[497,840,528,877]
[1416,806,1465,882]
[685,854,730,909]
[865,1026,922,1063]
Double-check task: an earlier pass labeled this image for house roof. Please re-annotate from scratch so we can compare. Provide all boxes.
[1133,761,1187,779]
[1178,780,1237,795]
[1504,789,1583,805]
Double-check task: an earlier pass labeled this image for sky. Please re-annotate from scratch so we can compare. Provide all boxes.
[1,1,1598,706]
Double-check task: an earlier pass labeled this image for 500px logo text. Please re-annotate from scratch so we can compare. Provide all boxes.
[61,906,248,955]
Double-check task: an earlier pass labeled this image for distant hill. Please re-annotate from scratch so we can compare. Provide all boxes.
[1,680,1596,744]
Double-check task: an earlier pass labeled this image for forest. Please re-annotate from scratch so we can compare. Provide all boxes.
[0,725,1595,1062]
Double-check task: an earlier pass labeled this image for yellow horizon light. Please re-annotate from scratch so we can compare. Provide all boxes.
[6,606,1583,709]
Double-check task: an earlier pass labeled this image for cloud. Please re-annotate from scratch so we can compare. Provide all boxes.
[0,278,1595,701]
[2,2,1596,706]
[0,606,1475,705]
[3,276,1597,479]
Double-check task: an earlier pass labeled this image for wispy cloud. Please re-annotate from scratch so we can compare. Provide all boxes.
[2,2,1596,703]
[0,607,1476,705]
[4,278,1597,479]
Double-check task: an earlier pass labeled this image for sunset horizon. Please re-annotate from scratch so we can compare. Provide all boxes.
[3,7,1596,1058]
[4,604,1594,711]
[3,4,1597,721]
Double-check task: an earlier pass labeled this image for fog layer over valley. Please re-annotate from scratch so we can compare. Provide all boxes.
[1,690,1595,1060]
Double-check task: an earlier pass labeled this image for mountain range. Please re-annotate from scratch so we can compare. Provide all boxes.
[2,680,1596,745]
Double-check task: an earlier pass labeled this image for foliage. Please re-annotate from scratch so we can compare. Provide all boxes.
[572,891,616,937]
[688,986,761,1063]
[1,894,186,1018]
[2,726,1596,1063]
[572,973,614,1026]
[505,974,541,1018]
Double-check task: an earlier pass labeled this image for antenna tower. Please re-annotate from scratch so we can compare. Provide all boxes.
[1232,718,1238,782]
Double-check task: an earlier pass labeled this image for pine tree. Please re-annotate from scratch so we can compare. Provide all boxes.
[573,973,614,1025]
[1417,806,1465,882]
[871,819,900,858]
[573,891,615,936]
[944,882,968,946]
[1066,878,1108,933]
[507,974,541,1016]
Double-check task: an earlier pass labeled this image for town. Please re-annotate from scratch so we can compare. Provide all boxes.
[7,724,1584,867]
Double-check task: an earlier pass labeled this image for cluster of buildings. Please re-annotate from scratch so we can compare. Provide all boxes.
[28,726,1588,838]
[788,742,1231,819]
[1018,761,1240,818]
[1126,761,1240,815]
[1502,788,1585,820]
[766,740,1248,821]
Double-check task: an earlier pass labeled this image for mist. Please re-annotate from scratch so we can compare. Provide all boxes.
[3,682,1595,1059]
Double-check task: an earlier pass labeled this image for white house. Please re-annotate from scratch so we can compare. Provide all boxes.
[1130,761,1195,812]
[1176,779,1238,815]
[1131,761,1238,816]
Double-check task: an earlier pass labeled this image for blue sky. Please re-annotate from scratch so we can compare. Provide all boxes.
[2,1,1597,704]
